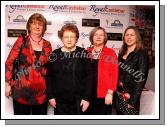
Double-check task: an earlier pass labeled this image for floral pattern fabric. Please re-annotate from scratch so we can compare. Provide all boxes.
[5,35,52,105]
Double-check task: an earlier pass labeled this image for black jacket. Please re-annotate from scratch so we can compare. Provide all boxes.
[117,49,149,108]
[45,46,93,103]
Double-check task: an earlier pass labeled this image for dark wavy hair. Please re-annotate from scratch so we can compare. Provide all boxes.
[119,26,143,56]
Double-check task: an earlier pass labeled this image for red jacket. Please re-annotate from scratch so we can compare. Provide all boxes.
[5,35,52,105]
[87,47,118,98]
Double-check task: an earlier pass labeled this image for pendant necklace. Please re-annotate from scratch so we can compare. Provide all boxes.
[30,35,42,45]
[94,49,102,53]
[93,48,102,59]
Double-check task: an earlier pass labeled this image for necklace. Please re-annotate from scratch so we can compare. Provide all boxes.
[30,35,42,45]
[94,49,102,53]
[92,48,102,59]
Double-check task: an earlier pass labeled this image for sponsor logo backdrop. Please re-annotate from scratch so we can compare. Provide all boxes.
[5,5,131,58]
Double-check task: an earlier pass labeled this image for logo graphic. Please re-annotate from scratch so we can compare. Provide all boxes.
[13,15,27,22]
[106,19,109,26]
[8,15,11,22]
[49,5,86,13]
[64,17,76,25]
[89,5,125,16]
[111,19,123,27]
[8,29,27,37]
[6,42,13,49]
[80,32,89,39]
[82,18,100,27]
[6,5,46,13]
[105,19,123,29]
[107,33,122,41]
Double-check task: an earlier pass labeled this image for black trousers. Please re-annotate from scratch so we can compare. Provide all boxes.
[13,99,48,115]
[54,98,84,115]
[87,98,112,115]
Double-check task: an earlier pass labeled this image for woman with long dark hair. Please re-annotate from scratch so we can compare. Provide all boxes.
[114,26,149,115]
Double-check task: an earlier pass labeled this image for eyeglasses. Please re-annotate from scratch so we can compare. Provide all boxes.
[63,36,76,40]
[94,34,105,37]
[31,22,43,27]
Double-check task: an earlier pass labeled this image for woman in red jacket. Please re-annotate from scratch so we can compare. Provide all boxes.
[5,13,52,115]
[87,27,118,114]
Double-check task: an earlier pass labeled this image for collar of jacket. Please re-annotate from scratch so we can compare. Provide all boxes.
[87,46,108,52]
[87,46,112,60]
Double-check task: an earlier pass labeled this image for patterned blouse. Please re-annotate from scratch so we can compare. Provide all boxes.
[5,35,52,105]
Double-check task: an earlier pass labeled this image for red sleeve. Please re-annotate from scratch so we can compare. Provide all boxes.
[5,36,23,84]
[109,49,118,91]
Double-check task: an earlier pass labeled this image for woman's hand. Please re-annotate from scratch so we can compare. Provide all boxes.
[105,93,113,105]
[80,99,89,112]
[105,90,114,105]
[49,98,56,108]
[5,82,12,98]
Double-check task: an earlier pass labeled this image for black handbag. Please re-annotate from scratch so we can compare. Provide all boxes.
[114,91,138,115]
[12,34,27,80]
[113,79,139,115]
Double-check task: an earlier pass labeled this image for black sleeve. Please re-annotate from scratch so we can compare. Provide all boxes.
[45,62,55,100]
[81,50,93,101]
[129,50,149,107]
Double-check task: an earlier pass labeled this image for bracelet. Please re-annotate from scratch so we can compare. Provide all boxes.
[107,92,113,96]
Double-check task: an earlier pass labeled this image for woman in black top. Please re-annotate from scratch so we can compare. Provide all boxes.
[46,23,92,115]
[114,26,149,115]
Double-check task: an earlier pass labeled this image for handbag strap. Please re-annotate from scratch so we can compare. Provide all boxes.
[17,34,27,59]
[12,34,27,80]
